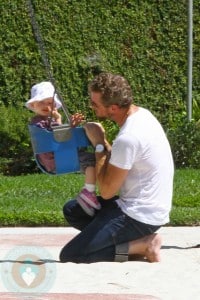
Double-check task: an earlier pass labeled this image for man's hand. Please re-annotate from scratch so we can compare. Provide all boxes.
[83,122,106,147]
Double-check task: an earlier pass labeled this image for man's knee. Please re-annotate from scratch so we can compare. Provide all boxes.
[63,200,76,221]
[62,199,91,230]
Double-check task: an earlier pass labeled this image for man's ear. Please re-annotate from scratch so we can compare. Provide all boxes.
[110,104,119,112]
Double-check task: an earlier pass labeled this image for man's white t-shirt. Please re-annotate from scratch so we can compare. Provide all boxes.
[109,107,174,226]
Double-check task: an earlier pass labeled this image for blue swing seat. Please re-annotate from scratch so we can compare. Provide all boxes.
[28,124,91,174]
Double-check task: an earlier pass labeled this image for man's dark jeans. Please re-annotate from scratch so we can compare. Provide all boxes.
[59,196,160,263]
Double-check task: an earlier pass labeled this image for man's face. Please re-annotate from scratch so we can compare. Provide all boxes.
[90,92,112,120]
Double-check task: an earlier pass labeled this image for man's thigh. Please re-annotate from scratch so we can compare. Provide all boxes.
[92,207,161,249]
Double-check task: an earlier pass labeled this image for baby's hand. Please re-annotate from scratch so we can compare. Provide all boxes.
[52,109,62,124]
[70,113,85,127]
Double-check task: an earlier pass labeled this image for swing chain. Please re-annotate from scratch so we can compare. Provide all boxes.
[26,0,71,125]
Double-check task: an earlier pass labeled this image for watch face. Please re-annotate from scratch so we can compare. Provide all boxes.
[95,144,104,152]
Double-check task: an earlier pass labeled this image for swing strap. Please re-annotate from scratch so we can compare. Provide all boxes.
[26,0,71,125]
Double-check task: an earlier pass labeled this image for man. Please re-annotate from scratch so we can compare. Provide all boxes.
[59,72,174,263]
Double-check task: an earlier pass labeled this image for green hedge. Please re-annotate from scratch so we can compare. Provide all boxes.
[0,0,199,174]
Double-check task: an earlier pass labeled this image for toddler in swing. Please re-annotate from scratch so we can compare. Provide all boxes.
[26,81,101,216]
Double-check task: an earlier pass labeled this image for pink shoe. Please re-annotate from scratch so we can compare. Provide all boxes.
[77,196,95,217]
[79,189,101,210]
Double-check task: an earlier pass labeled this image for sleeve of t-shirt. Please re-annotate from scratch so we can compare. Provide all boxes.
[109,134,138,170]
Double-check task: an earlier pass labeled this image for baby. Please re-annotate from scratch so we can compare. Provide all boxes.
[26,81,101,216]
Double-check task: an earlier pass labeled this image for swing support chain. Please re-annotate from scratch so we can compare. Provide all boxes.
[26,0,71,125]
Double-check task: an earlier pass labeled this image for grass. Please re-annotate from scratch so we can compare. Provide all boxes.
[0,169,199,227]
[170,169,200,226]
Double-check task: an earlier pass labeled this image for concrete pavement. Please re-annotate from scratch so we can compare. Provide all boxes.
[0,227,199,300]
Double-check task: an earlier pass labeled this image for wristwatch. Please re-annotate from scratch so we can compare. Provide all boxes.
[95,144,105,153]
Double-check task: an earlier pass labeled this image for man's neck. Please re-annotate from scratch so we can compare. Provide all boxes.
[117,105,138,127]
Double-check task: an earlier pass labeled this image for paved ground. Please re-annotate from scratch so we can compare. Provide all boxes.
[0,227,199,300]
